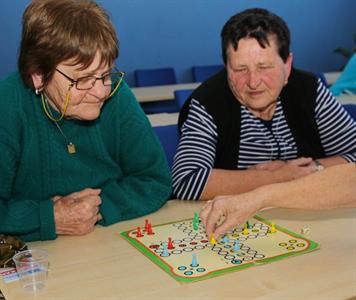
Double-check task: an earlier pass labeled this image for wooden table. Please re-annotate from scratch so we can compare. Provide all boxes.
[132,82,200,103]
[1,200,355,300]
[324,71,341,85]
[337,94,356,105]
[148,112,179,127]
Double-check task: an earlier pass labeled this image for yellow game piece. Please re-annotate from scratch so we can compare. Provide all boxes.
[242,227,249,235]
[242,223,249,235]
[210,234,217,245]
[269,223,277,233]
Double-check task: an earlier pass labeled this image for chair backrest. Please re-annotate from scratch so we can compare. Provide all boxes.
[174,89,193,110]
[141,101,179,114]
[134,67,177,87]
[343,104,356,120]
[192,64,224,82]
[153,124,179,168]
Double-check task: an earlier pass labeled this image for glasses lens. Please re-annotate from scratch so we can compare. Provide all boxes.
[76,76,96,90]
[104,73,123,86]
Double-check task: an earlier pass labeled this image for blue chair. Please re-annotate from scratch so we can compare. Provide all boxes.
[134,67,177,87]
[192,64,224,82]
[174,89,193,110]
[135,67,178,114]
[153,124,179,169]
[343,104,356,120]
[141,100,179,114]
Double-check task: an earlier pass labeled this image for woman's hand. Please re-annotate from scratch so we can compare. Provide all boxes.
[199,193,264,241]
[248,159,286,171]
[53,188,102,236]
[273,157,316,181]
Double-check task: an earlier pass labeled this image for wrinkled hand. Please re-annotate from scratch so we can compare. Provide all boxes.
[53,188,102,236]
[273,157,316,181]
[200,194,263,240]
[249,160,287,171]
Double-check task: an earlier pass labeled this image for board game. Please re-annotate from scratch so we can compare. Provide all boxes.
[120,215,319,282]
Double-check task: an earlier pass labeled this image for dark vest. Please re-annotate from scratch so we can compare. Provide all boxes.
[178,68,325,170]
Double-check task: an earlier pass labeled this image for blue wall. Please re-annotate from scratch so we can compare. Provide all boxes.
[1,0,355,87]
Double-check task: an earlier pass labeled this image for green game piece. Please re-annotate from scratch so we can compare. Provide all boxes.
[194,212,199,223]
[193,212,199,230]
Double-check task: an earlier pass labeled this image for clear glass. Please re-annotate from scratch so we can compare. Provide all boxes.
[76,71,124,90]
[56,68,125,91]
[12,249,49,293]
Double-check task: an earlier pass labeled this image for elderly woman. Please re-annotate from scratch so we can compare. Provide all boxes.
[173,8,356,200]
[0,0,171,241]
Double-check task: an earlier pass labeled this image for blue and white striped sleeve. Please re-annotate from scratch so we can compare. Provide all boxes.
[315,79,356,162]
[172,99,218,200]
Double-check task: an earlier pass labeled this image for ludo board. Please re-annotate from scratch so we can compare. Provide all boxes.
[120,216,319,282]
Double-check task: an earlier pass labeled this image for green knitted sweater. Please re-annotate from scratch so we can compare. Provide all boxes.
[0,73,172,241]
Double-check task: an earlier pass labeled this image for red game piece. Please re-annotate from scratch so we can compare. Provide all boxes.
[144,219,149,232]
[167,237,174,249]
[136,226,143,237]
[146,223,154,235]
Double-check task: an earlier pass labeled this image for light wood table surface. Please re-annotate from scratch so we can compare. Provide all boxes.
[1,200,355,300]
[148,112,179,127]
[132,82,200,103]
[324,71,341,85]
[337,94,356,105]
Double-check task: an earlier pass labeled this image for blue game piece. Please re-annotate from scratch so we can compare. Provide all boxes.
[191,253,198,267]
[233,240,240,252]
[161,242,169,257]
[223,235,230,244]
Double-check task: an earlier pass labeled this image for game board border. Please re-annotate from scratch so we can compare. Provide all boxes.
[120,215,320,283]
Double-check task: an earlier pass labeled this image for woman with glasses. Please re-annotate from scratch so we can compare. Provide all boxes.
[0,0,172,241]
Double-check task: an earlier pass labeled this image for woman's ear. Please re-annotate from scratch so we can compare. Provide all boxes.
[285,53,293,79]
[30,73,44,91]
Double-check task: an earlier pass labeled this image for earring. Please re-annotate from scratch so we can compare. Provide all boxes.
[35,88,43,95]
[284,80,288,86]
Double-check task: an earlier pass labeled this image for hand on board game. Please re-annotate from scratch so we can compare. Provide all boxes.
[53,188,102,235]
[199,193,264,240]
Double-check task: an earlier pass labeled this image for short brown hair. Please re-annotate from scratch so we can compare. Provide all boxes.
[18,0,119,88]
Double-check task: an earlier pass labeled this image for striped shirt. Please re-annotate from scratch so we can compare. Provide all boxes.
[172,80,356,200]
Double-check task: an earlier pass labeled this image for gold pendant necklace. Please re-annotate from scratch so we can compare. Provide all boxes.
[67,143,76,154]
[42,95,76,154]
[53,121,77,154]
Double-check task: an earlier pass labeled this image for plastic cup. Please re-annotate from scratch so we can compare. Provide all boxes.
[12,249,49,293]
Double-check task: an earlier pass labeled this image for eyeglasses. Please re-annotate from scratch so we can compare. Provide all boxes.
[55,68,125,95]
